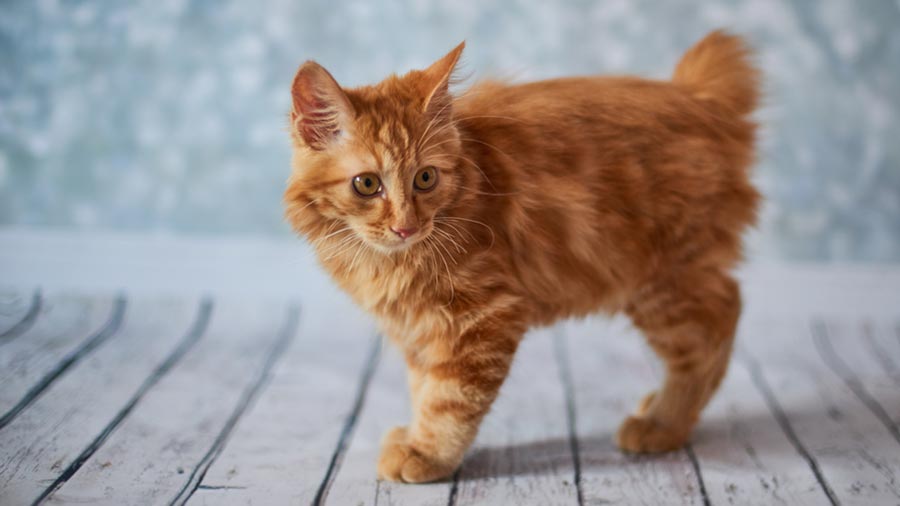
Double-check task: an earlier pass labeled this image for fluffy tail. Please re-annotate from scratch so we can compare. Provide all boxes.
[672,30,760,116]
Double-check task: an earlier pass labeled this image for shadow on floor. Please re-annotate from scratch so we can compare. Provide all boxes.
[455,398,873,481]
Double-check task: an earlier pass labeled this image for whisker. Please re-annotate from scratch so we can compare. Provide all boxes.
[427,235,455,306]
[317,231,357,256]
[437,216,496,249]
[294,198,321,213]
[458,137,517,164]
[348,241,368,272]
[313,226,353,246]
[416,98,458,149]
[434,218,476,244]
[423,238,441,286]
[431,231,458,265]
[427,152,497,191]
[452,184,521,197]
[432,225,467,255]
[321,239,359,263]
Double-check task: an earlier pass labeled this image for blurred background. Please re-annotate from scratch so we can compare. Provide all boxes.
[1,0,899,262]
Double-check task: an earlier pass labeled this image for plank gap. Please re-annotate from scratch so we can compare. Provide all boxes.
[552,327,584,506]
[170,303,301,506]
[737,345,839,506]
[861,322,900,387]
[0,295,127,430]
[446,468,460,506]
[196,485,247,490]
[684,445,710,506]
[0,289,42,343]
[312,333,382,506]
[811,320,900,446]
[33,298,214,505]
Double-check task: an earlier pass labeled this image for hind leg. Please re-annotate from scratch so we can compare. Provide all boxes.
[617,268,740,453]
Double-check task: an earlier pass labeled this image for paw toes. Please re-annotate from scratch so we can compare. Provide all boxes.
[617,415,688,453]
[400,453,453,483]
[377,427,456,483]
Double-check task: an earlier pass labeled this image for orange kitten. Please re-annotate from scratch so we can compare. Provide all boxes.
[285,30,760,483]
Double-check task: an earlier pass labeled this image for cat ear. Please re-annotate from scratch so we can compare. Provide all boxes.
[291,61,355,150]
[418,42,465,116]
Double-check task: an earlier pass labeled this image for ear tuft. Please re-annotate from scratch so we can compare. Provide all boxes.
[291,61,355,150]
[419,42,466,117]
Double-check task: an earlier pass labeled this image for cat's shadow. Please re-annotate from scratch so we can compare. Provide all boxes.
[453,399,849,482]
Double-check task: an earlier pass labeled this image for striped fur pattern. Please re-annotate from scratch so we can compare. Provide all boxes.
[285,31,761,483]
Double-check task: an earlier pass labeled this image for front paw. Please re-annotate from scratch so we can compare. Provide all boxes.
[616,415,689,453]
[377,426,457,483]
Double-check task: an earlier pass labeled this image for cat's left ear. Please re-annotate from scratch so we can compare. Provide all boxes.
[418,42,465,116]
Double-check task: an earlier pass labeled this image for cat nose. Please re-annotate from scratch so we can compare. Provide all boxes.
[390,226,419,239]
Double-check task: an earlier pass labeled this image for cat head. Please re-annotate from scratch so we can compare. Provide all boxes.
[285,43,468,255]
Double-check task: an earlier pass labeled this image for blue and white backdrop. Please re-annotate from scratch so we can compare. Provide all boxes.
[1,0,898,261]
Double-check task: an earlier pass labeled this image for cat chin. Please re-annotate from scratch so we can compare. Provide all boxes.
[368,235,428,255]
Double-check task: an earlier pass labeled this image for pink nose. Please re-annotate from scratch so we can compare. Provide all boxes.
[391,226,418,239]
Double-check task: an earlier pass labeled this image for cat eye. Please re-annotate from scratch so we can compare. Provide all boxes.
[414,166,438,192]
[352,173,382,197]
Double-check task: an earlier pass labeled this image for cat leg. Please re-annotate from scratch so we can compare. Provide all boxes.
[618,269,740,453]
[378,323,521,483]
[406,364,426,414]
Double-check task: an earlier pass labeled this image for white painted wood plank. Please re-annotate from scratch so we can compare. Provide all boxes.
[0,295,201,504]
[862,319,900,388]
[324,342,452,506]
[453,328,578,505]
[565,316,702,505]
[688,320,832,505]
[0,289,36,334]
[628,316,830,505]
[814,319,900,439]
[0,289,41,341]
[187,290,378,505]
[46,299,294,504]
[0,293,116,419]
[741,317,900,504]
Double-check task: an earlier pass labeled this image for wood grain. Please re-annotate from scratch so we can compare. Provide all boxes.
[0,289,42,343]
[1,266,899,504]
[0,294,117,422]
[187,293,378,505]
[861,319,900,388]
[565,315,702,505]
[741,317,900,504]
[452,328,579,506]
[0,290,30,331]
[814,319,900,436]
[0,296,203,504]
[46,299,294,504]
[687,320,833,505]
[323,343,451,506]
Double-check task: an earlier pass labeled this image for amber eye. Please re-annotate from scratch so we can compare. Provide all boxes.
[352,173,382,197]
[414,166,438,191]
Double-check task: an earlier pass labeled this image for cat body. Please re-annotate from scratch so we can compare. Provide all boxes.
[286,31,760,483]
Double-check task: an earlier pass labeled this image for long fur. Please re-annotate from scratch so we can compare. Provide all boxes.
[285,31,761,483]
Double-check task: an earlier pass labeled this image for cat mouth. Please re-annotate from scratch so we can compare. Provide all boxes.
[371,225,433,253]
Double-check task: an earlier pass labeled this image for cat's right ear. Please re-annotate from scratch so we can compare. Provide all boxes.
[291,62,355,151]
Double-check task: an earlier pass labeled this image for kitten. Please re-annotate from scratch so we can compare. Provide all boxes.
[285,30,760,483]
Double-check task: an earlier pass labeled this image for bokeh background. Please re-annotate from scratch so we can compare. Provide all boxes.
[1,0,898,261]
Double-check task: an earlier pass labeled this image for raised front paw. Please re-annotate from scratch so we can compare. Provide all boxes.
[377,426,458,483]
[616,415,689,453]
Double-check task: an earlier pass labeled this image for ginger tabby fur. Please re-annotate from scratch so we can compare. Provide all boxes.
[285,30,760,483]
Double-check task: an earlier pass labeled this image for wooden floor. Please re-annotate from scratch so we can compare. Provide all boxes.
[1,276,899,505]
